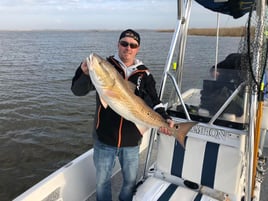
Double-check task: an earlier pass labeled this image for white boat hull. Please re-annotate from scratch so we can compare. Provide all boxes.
[13,130,151,201]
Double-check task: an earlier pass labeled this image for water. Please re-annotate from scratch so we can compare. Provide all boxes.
[0,31,240,200]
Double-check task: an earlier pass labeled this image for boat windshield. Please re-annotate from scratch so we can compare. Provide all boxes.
[166,48,249,130]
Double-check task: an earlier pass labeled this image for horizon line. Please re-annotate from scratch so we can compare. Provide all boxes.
[0,26,246,32]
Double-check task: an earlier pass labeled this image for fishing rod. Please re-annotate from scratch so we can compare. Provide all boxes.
[246,0,268,198]
[252,31,268,198]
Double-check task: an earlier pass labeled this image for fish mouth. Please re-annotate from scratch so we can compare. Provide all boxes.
[89,53,94,61]
[87,53,94,71]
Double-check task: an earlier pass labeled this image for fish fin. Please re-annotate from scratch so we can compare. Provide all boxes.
[103,89,121,99]
[99,97,108,108]
[135,124,149,135]
[125,80,136,92]
[173,122,197,148]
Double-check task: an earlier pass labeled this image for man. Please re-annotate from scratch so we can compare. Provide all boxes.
[209,53,242,82]
[71,29,173,201]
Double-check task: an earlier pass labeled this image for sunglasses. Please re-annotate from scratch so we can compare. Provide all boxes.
[119,40,139,49]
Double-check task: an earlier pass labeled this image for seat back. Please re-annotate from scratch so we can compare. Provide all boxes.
[155,123,246,198]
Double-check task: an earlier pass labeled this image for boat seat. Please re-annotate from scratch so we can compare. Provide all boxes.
[133,177,219,201]
[133,124,246,201]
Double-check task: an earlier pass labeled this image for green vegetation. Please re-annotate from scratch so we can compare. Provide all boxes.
[158,27,255,37]
[188,27,247,37]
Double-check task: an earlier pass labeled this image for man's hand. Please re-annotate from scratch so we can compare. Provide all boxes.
[81,60,89,75]
[158,119,174,136]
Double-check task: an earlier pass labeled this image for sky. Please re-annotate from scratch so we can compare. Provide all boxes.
[0,0,248,31]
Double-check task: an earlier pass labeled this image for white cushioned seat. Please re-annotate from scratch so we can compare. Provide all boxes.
[156,136,244,198]
[133,177,219,201]
[133,128,245,201]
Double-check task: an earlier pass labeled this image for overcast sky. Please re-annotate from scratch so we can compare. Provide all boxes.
[0,0,248,30]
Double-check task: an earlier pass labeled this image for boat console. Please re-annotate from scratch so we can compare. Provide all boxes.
[168,78,247,130]
[134,77,249,201]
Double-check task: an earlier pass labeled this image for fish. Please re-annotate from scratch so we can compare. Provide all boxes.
[86,53,197,147]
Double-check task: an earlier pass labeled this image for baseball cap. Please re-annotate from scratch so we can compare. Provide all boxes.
[119,29,140,45]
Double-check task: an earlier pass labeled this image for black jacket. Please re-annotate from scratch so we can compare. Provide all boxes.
[71,56,170,147]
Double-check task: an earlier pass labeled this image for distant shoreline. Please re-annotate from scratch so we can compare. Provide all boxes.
[0,27,251,37]
[158,26,251,37]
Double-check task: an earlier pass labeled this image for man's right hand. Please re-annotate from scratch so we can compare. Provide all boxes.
[81,60,89,75]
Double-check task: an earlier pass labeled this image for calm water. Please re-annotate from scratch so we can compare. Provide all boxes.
[0,31,240,200]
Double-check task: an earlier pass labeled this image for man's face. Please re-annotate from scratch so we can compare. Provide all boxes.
[118,37,140,66]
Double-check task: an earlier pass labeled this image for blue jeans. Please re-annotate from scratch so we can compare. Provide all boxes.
[93,139,139,201]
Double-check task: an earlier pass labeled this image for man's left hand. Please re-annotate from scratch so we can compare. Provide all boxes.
[158,119,174,136]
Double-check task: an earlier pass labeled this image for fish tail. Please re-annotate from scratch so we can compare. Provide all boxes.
[173,122,197,147]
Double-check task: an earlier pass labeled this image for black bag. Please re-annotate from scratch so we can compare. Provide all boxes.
[200,80,244,116]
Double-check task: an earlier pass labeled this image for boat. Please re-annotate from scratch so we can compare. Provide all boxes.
[13,0,268,200]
